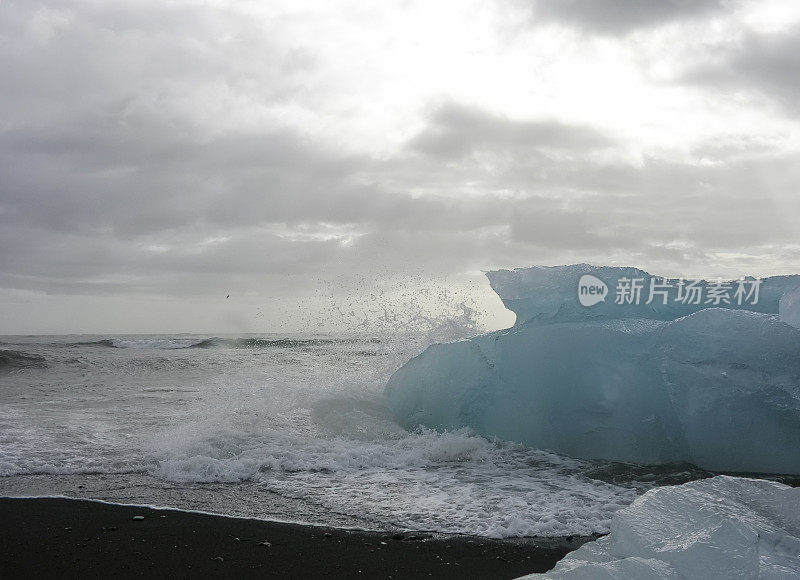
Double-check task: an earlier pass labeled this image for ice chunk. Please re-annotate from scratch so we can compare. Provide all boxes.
[487,264,800,327]
[387,319,685,465]
[516,476,800,579]
[385,266,800,473]
[657,309,800,473]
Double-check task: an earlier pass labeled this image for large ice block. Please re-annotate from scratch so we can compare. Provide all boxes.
[385,265,800,473]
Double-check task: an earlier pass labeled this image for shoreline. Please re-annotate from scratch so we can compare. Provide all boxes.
[0,497,588,578]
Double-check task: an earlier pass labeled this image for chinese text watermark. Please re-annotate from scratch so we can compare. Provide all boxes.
[578,275,761,307]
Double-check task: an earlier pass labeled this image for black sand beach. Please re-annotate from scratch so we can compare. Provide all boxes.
[0,497,582,579]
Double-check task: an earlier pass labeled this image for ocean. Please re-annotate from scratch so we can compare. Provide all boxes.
[0,333,735,539]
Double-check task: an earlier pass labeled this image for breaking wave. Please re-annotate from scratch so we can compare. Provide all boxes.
[68,339,119,348]
[66,337,379,350]
[0,349,46,370]
[190,337,375,349]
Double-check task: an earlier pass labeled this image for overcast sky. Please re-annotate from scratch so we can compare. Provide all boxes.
[2,0,800,333]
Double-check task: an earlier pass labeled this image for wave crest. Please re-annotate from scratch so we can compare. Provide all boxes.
[0,349,46,370]
[66,337,378,350]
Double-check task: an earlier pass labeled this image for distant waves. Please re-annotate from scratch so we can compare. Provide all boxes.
[65,337,380,350]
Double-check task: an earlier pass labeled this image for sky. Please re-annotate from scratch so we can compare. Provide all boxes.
[1,0,800,334]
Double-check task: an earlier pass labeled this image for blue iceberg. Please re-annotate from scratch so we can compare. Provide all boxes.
[385,265,800,474]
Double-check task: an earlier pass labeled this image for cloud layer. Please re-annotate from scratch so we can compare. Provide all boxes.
[1,0,799,332]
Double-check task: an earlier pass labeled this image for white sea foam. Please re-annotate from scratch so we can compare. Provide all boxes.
[152,423,637,537]
[109,338,205,349]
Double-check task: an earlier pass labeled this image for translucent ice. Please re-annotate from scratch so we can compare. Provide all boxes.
[516,476,800,579]
[385,265,800,474]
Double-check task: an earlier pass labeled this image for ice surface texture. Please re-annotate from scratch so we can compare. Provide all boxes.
[385,265,800,473]
[516,476,800,579]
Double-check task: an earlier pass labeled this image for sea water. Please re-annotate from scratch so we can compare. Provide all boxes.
[0,333,771,538]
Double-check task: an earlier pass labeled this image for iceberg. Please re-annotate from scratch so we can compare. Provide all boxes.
[385,265,800,474]
[516,476,800,579]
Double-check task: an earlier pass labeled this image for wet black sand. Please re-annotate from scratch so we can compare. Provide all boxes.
[0,497,588,579]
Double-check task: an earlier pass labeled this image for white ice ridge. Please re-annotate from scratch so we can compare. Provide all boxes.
[385,265,800,473]
[516,476,800,580]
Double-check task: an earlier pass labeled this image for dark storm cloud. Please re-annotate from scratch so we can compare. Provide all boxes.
[682,24,800,114]
[532,0,728,35]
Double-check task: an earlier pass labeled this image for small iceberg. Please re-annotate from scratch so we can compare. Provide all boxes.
[385,265,800,474]
[516,475,800,579]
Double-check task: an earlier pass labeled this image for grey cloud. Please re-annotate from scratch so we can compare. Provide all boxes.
[682,25,800,114]
[3,83,796,298]
[509,203,632,250]
[407,102,612,160]
[0,0,797,307]
[395,104,800,261]
[0,0,335,240]
[0,224,348,296]
[0,2,299,120]
[532,0,728,35]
